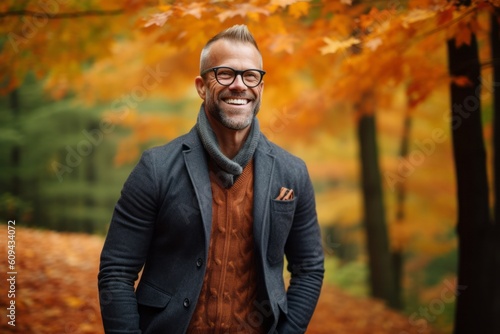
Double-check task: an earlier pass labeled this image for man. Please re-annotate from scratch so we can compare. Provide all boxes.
[98,24,324,334]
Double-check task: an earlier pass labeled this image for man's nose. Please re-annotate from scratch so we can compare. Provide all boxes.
[229,74,247,90]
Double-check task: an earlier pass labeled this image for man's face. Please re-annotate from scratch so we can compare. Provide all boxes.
[195,40,264,131]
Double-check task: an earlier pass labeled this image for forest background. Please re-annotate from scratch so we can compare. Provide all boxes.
[1,0,499,333]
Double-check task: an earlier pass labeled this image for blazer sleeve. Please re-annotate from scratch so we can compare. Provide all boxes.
[276,162,325,333]
[98,150,159,334]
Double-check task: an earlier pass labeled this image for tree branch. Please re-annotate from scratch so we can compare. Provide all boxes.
[415,6,476,41]
[0,9,123,19]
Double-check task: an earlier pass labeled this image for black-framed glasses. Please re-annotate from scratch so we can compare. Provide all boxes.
[201,66,266,88]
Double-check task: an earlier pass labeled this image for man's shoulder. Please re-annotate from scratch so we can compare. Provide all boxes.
[141,128,199,161]
[258,134,306,167]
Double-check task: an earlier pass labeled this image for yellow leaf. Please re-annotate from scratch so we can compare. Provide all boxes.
[288,1,310,19]
[144,11,172,27]
[180,2,205,19]
[269,34,299,54]
[217,3,269,22]
[64,296,84,308]
[270,0,303,7]
[158,4,171,11]
[364,37,382,51]
[319,37,360,55]
[402,8,437,28]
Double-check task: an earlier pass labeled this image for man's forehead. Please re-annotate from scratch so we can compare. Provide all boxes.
[206,40,262,66]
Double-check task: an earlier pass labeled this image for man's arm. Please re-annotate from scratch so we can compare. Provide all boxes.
[276,165,324,333]
[98,151,158,333]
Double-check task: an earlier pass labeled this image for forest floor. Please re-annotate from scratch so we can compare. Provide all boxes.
[0,228,443,333]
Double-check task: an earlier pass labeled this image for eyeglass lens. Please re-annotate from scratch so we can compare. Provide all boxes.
[215,67,263,87]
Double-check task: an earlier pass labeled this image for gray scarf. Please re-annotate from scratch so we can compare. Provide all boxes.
[196,105,260,188]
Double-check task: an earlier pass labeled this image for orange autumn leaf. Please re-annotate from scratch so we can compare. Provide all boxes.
[455,21,472,46]
[436,6,454,26]
[288,1,310,18]
[451,75,473,87]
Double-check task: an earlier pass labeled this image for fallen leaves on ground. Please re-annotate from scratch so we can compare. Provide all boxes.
[309,286,441,334]
[0,228,441,333]
[1,227,103,333]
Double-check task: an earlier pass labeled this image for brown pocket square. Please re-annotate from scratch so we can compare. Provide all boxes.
[275,187,294,200]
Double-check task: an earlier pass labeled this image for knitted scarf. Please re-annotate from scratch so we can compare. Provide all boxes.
[196,105,260,188]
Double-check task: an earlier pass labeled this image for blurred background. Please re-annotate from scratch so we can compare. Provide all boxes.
[1,0,499,333]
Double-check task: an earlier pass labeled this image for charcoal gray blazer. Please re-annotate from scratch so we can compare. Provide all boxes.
[98,127,324,334]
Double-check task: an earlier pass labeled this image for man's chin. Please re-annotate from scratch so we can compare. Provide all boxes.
[221,118,253,131]
[218,110,255,130]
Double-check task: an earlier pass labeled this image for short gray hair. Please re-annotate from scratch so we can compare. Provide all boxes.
[200,25,262,73]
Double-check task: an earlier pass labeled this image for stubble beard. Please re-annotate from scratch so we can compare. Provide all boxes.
[209,99,261,131]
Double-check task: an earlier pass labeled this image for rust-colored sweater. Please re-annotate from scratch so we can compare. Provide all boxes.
[187,160,265,334]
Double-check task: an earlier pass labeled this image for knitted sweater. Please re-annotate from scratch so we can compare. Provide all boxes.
[187,160,265,334]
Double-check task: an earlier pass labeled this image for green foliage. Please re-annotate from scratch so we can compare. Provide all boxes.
[0,75,133,234]
[424,249,458,286]
[324,250,458,332]
[324,256,369,297]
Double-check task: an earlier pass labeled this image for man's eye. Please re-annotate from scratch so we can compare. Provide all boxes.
[244,73,258,79]
[244,71,260,81]
[217,70,233,78]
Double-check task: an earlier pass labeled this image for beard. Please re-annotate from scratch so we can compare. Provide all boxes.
[205,97,261,131]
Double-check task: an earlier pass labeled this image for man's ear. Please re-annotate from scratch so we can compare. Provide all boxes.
[195,76,206,100]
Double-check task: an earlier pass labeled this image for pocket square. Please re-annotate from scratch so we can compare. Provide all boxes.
[275,187,294,200]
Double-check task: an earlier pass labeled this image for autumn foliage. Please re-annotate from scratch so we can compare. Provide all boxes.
[1,0,500,332]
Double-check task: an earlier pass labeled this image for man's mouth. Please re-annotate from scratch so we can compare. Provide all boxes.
[223,98,250,105]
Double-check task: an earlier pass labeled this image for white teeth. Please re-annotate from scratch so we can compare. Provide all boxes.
[225,99,248,105]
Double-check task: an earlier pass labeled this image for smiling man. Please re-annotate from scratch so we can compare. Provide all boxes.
[98,25,324,334]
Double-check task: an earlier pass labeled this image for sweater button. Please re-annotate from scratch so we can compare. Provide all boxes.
[196,258,203,268]
[183,298,190,308]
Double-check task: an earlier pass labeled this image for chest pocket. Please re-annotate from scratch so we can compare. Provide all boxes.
[267,198,297,265]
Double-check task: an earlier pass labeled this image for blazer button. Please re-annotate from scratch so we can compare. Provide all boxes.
[196,258,203,268]
[183,298,190,308]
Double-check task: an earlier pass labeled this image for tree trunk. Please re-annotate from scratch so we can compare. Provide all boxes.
[357,93,400,309]
[446,10,493,333]
[489,10,500,331]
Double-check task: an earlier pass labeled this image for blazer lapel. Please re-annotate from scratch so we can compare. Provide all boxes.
[182,129,275,254]
[182,128,213,254]
[253,135,276,252]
